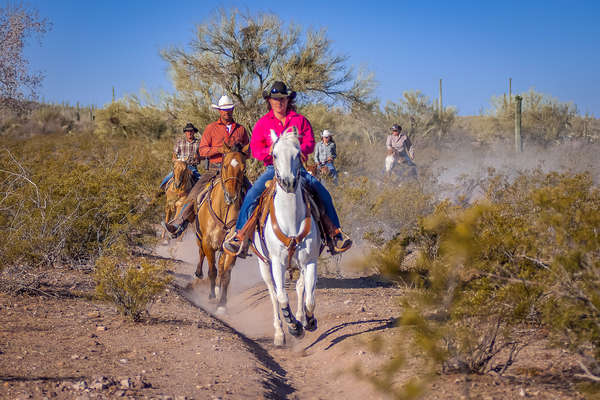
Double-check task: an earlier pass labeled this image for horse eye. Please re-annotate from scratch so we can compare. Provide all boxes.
[273,154,277,160]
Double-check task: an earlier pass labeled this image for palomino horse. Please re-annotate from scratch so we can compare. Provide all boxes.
[253,127,320,346]
[163,160,194,239]
[192,143,249,314]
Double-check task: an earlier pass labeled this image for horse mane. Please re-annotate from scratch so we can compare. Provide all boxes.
[227,142,244,153]
[278,128,300,150]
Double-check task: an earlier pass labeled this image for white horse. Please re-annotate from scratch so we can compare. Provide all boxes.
[384,154,396,175]
[253,127,321,347]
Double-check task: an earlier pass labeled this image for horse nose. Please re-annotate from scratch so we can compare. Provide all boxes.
[283,177,297,192]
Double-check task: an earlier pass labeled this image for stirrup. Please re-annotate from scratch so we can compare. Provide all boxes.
[331,231,352,254]
[223,233,243,256]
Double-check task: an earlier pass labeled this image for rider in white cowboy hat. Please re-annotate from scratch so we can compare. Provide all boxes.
[314,129,338,184]
[211,94,235,111]
[162,94,250,239]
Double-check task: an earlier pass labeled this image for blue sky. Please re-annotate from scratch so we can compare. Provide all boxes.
[25,0,600,116]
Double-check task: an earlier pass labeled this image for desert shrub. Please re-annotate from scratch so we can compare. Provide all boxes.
[331,174,433,241]
[95,247,172,321]
[94,95,177,139]
[358,170,600,397]
[490,89,577,144]
[384,91,456,141]
[0,132,168,278]
[0,102,94,138]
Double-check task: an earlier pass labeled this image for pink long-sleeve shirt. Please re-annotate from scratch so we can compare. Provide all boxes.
[250,109,315,166]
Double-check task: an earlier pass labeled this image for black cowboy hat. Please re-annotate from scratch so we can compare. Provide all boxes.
[183,122,199,133]
[262,81,296,100]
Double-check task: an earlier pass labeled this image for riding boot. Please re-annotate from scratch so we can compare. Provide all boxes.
[223,207,260,257]
[319,213,352,254]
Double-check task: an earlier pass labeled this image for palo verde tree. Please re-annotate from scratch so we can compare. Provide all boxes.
[161,9,374,130]
[0,3,51,112]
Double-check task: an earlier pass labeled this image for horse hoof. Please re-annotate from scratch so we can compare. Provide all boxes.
[195,272,203,279]
[208,293,216,301]
[304,316,318,332]
[274,334,285,347]
[215,306,227,316]
[288,322,304,338]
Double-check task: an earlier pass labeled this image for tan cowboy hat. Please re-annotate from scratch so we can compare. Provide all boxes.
[211,95,235,110]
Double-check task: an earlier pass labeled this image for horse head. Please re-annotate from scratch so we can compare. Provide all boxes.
[220,141,249,205]
[172,160,190,189]
[270,126,301,193]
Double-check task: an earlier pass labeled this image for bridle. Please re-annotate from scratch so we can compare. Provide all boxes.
[271,134,301,193]
[220,152,245,205]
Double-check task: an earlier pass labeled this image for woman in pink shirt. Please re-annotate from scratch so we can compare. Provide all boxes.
[224,81,352,256]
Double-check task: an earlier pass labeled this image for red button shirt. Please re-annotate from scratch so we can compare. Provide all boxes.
[198,119,250,164]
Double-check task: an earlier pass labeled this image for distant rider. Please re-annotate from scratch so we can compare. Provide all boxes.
[386,124,416,178]
[159,123,201,189]
[313,130,338,184]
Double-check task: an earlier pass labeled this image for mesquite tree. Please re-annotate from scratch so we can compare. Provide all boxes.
[0,3,51,112]
[161,9,374,131]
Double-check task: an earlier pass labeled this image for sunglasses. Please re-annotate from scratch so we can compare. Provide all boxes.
[271,87,287,94]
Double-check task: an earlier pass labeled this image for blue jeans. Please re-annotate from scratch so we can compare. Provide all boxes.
[236,165,341,230]
[160,165,201,188]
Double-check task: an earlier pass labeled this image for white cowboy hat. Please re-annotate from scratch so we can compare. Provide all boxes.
[322,130,333,138]
[211,95,235,110]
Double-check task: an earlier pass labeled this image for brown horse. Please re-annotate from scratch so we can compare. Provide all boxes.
[163,160,194,239]
[192,143,249,314]
[306,163,330,180]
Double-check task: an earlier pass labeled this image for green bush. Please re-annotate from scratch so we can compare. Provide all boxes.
[0,132,169,274]
[491,89,577,144]
[94,95,177,139]
[95,248,172,321]
[360,170,600,397]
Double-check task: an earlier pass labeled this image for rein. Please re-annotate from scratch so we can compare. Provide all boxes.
[206,177,238,232]
[254,186,312,269]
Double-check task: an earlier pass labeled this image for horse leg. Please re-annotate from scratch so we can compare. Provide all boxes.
[272,257,304,339]
[258,259,285,346]
[295,267,306,327]
[204,243,217,301]
[163,206,172,240]
[216,253,235,315]
[303,261,318,332]
[195,236,205,279]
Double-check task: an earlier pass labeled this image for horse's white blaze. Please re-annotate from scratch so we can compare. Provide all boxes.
[230,158,239,168]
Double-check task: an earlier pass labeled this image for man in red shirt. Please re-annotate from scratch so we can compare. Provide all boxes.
[162,95,250,238]
[198,95,250,169]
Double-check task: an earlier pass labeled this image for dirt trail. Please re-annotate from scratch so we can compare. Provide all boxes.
[158,233,584,400]
[157,233,399,400]
[0,231,583,399]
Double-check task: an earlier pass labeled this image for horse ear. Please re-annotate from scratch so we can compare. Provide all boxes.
[221,141,232,154]
[283,126,299,137]
[241,143,250,157]
[269,129,278,145]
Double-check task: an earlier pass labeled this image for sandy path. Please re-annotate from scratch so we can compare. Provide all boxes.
[156,233,396,400]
